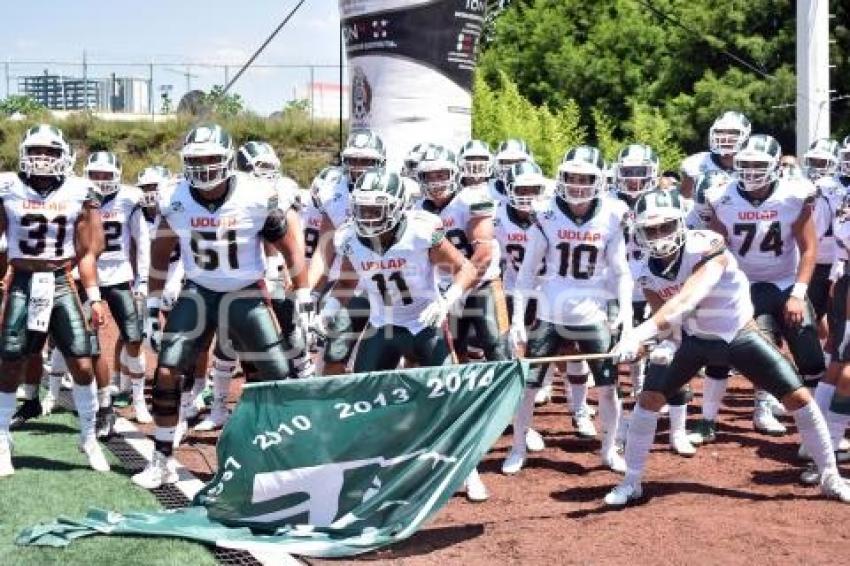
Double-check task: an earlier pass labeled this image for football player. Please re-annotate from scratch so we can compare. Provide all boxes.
[416,145,509,363]
[490,139,533,205]
[504,146,632,475]
[83,151,149,438]
[702,135,825,438]
[133,124,310,489]
[604,188,850,506]
[0,124,109,475]
[614,144,695,456]
[680,111,750,198]
[308,129,385,375]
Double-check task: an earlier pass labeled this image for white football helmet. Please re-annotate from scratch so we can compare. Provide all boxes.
[180,124,234,191]
[19,124,75,179]
[615,144,660,198]
[137,165,171,207]
[84,151,122,196]
[458,139,494,182]
[733,134,781,192]
[709,111,751,156]
[506,162,546,212]
[236,141,281,181]
[351,169,407,237]
[802,138,839,181]
[417,145,460,200]
[495,139,532,179]
[837,135,850,177]
[341,129,386,184]
[556,146,607,205]
[634,188,689,258]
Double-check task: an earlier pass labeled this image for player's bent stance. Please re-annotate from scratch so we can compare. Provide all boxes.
[604,188,850,506]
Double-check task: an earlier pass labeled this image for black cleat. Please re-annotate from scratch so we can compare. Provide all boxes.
[10,398,43,430]
[687,419,717,445]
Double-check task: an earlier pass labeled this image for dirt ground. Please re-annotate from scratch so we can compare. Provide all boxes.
[99,318,850,566]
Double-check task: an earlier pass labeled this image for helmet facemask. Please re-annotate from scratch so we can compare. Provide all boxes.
[636,216,686,258]
[710,127,746,156]
[419,166,458,200]
[509,182,544,212]
[352,191,402,237]
[556,167,603,205]
[252,159,281,181]
[20,146,71,179]
[838,148,850,177]
[616,164,657,198]
[460,156,493,182]
[86,168,121,196]
[803,154,836,181]
[183,152,232,191]
[734,156,777,192]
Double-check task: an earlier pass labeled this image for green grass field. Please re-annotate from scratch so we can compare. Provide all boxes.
[0,411,217,566]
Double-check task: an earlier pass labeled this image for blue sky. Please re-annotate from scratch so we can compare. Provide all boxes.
[1,1,342,115]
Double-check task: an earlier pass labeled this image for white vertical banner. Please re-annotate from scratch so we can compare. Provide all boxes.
[339,0,486,169]
[796,0,830,158]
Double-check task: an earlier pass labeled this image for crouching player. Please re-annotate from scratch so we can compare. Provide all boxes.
[604,188,850,506]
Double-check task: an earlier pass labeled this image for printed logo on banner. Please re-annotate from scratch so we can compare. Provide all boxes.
[351,66,373,125]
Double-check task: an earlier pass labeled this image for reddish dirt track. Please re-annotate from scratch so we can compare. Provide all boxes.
[97,316,850,565]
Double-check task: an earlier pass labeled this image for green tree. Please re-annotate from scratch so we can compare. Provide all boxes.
[0,95,46,117]
[203,85,245,117]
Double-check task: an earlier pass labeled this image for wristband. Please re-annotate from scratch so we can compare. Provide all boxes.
[443,283,463,306]
[632,319,659,344]
[85,286,101,302]
[790,282,809,300]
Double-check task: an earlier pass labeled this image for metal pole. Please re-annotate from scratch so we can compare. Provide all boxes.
[82,50,88,110]
[309,65,315,131]
[339,27,345,155]
[149,62,155,121]
[4,59,9,98]
[224,65,230,86]
[796,0,830,157]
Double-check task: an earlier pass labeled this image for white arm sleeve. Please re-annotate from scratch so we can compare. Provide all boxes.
[130,206,151,284]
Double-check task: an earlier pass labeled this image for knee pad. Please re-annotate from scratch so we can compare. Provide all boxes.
[151,368,181,418]
[125,353,146,375]
[566,361,589,375]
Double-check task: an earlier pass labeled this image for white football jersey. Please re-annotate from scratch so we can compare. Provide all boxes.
[814,176,848,264]
[488,178,509,206]
[315,169,351,229]
[335,210,443,334]
[300,200,324,263]
[159,173,281,292]
[617,195,648,302]
[98,184,149,286]
[493,201,538,292]
[686,171,732,229]
[417,186,500,286]
[709,177,814,288]
[0,173,97,262]
[680,151,730,180]
[520,195,629,326]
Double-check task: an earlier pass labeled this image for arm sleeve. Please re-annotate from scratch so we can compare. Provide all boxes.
[130,205,150,284]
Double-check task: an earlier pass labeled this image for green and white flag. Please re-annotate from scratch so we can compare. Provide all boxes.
[18,360,526,557]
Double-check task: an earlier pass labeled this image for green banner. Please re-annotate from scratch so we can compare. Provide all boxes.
[18,360,526,557]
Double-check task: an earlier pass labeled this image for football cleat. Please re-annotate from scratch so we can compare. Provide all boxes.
[133,401,153,424]
[10,398,43,430]
[534,384,553,406]
[800,462,820,486]
[0,434,13,477]
[602,447,626,473]
[95,407,116,439]
[501,448,526,475]
[194,406,229,432]
[754,403,786,436]
[820,470,850,503]
[687,419,717,445]
[132,451,178,490]
[463,469,489,503]
[79,437,110,472]
[573,409,597,439]
[525,428,545,452]
[670,432,697,457]
[41,391,57,416]
[604,481,643,507]
[173,419,188,448]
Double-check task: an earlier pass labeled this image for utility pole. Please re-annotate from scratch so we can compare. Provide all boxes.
[796,0,830,158]
[149,62,155,121]
[82,50,88,110]
[4,59,9,99]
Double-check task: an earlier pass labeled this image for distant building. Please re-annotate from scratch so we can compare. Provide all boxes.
[19,71,150,113]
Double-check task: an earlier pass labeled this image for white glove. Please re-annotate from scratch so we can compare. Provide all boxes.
[509,320,527,355]
[161,285,180,311]
[610,304,634,335]
[143,300,162,354]
[649,339,677,366]
[291,350,316,379]
[315,296,342,337]
[612,331,642,363]
[133,280,148,300]
[418,284,463,328]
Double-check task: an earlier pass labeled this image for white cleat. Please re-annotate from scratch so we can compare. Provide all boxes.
[820,470,850,503]
[800,462,820,486]
[602,447,626,473]
[0,434,14,477]
[670,432,697,457]
[534,385,553,406]
[463,469,489,503]
[41,392,57,416]
[604,481,643,507]
[525,428,545,452]
[754,404,786,436]
[502,448,527,475]
[173,420,188,448]
[79,437,110,472]
[194,408,229,432]
[768,394,787,417]
[132,451,178,490]
[573,409,597,439]
[133,402,153,424]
